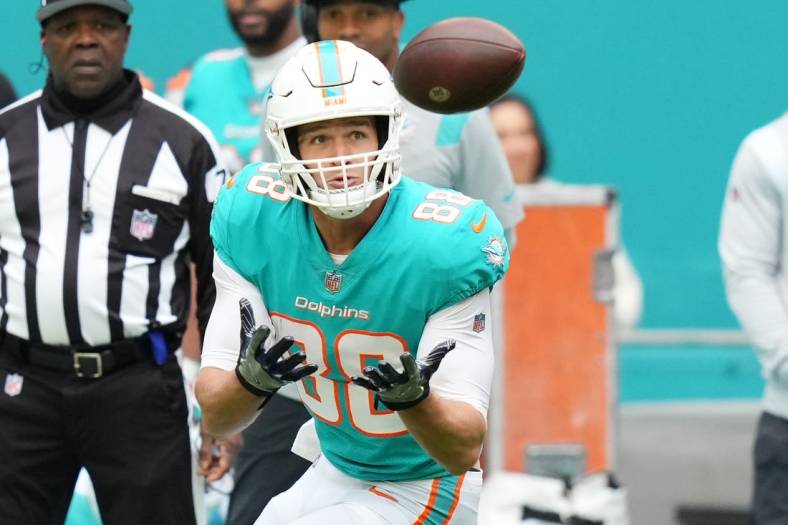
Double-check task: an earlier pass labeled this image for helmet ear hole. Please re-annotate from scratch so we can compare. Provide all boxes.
[374,116,389,149]
[284,127,301,159]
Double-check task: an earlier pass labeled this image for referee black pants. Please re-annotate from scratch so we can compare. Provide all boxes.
[0,348,196,525]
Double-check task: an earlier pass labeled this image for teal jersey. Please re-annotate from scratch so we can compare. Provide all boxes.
[211,164,509,481]
[180,49,266,173]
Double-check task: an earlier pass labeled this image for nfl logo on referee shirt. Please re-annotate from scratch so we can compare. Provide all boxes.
[130,209,158,241]
[473,313,486,333]
[4,373,23,397]
[324,271,342,294]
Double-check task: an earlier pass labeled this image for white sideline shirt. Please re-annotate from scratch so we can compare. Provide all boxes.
[719,111,788,419]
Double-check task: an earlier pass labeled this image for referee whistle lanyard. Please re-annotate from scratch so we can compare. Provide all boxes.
[61,120,116,234]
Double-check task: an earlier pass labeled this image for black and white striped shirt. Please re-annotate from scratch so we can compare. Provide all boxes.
[0,72,226,346]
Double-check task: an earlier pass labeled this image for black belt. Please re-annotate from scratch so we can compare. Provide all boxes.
[0,329,180,379]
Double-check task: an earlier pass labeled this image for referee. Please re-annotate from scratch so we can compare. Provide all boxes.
[0,1,227,523]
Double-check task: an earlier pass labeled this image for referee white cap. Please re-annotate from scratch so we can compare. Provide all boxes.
[38,0,133,23]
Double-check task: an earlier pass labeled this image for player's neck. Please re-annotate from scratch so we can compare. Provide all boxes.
[311,196,388,255]
[245,23,301,58]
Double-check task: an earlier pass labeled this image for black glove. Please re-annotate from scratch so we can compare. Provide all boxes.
[351,340,455,411]
[235,299,318,397]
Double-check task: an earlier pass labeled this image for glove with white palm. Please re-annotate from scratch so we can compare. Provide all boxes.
[351,340,455,411]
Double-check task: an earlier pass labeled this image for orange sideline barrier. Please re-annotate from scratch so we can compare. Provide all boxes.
[502,202,614,474]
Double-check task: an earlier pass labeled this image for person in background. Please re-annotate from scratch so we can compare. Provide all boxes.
[166,0,304,174]
[0,1,230,523]
[719,112,788,524]
[491,93,643,330]
[0,72,17,109]
[490,93,549,186]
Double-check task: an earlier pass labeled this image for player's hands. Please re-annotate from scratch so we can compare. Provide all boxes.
[235,299,318,397]
[351,340,455,411]
[198,429,242,482]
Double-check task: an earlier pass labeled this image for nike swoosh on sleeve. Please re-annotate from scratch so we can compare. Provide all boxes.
[471,212,488,234]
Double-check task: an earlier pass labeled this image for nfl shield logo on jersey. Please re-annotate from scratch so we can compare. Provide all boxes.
[130,209,158,241]
[473,313,486,333]
[4,373,23,397]
[324,271,343,294]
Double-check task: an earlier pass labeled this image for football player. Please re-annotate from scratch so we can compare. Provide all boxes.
[196,41,508,524]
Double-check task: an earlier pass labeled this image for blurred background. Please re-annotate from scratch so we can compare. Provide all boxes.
[4,1,788,523]
[7,0,788,332]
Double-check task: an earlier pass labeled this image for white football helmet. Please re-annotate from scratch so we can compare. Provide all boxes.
[265,40,403,219]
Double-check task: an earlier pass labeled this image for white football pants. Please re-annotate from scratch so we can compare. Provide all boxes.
[255,455,482,525]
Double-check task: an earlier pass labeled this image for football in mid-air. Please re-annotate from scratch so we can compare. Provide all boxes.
[393,17,525,114]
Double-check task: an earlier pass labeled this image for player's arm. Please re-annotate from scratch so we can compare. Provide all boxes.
[720,135,788,385]
[397,385,486,476]
[196,254,270,436]
[353,289,494,475]
[196,254,316,437]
